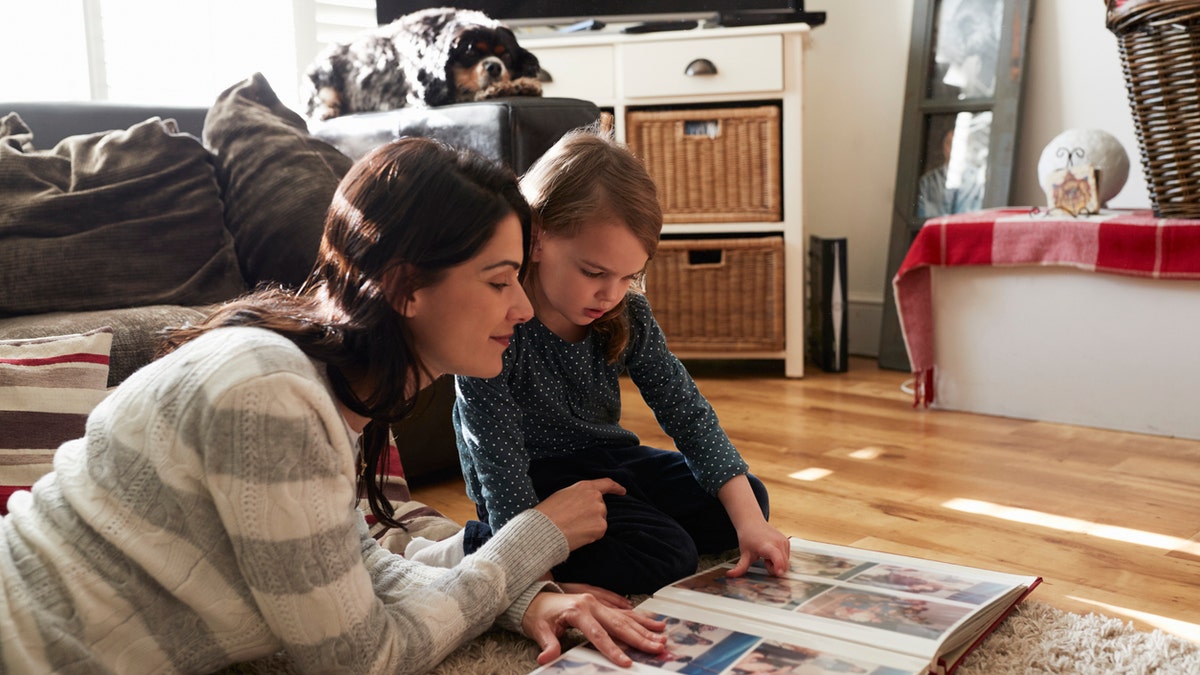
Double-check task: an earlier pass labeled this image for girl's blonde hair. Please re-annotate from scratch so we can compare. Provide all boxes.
[521,126,663,362]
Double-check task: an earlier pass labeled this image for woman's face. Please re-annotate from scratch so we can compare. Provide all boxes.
[403,213,533,380]
[530,216,649,341]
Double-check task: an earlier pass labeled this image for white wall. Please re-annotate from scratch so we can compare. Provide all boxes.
[804,0,1150,356]
[6,1,1149,358]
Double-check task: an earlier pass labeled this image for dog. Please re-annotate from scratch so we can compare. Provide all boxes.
[303,7,543,121]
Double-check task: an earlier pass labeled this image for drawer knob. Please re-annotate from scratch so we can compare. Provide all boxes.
[684,58,718,77]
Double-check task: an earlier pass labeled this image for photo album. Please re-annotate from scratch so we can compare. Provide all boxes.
[531,536,1041,675]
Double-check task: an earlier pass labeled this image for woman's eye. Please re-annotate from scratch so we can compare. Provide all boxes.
[583,270,604,279]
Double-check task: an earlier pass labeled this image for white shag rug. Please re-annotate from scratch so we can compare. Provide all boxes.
[955,600,1200,674]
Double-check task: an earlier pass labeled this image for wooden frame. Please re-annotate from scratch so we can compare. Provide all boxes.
[878,0,1034,371]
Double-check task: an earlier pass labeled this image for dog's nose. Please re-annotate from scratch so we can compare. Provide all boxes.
[485,60,503,78]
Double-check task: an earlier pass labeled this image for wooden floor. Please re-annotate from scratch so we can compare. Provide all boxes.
[411,356,1200,642]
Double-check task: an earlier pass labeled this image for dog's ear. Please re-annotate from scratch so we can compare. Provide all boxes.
[501,27,542,79]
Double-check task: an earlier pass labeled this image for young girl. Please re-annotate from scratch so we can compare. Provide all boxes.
[0,138,666,673]
[453,129,791,596]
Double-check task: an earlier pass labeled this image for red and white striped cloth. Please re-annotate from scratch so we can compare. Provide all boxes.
[893,207,1200,406]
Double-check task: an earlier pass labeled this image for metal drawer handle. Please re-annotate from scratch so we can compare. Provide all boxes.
[684,58,718,76]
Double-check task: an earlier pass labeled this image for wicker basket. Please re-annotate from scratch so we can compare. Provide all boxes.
[1108,0,1200,217]
[626,106,782,224]
[643,236,784,352]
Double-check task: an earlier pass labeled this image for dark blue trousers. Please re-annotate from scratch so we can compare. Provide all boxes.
[464,446,770,595]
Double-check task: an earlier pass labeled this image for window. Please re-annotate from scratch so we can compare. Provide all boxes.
[3,0,374,112]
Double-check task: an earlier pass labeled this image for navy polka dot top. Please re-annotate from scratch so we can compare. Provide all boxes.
[454,293,748,532]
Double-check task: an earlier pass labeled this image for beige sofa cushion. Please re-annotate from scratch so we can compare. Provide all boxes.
[203,73,352,290]
[0,113,246,316]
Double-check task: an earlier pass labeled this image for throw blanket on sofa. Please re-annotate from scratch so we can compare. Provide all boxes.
[893,207,1200,406]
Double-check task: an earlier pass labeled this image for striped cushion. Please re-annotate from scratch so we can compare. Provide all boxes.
[0,327,112,514]
[361,440,462,554]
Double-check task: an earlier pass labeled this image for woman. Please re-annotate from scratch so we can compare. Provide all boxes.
[0,138,664,673]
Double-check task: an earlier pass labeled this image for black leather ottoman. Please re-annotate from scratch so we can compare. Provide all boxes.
[310,96,602,174]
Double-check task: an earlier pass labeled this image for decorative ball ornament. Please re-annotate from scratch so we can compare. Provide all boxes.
[1037,129,1131,207]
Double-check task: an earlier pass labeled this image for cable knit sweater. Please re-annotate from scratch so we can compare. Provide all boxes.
[0,326,568,674]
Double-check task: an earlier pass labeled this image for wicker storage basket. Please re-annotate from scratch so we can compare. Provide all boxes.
[626,106,781,224]
[1108,0,1200,217]
[643,236,784,352]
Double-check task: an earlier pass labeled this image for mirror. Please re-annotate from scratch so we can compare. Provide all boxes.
[878,0,1034,371]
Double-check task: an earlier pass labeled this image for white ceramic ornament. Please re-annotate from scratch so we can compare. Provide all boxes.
[1037,129,1131,207]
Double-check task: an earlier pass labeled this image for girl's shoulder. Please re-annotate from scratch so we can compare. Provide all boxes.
[625,291,654,320]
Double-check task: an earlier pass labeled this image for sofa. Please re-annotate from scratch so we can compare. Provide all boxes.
[0,73,601,501]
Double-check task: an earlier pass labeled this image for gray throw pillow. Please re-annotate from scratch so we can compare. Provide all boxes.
[0,114,247,317]
[203,73,352,289]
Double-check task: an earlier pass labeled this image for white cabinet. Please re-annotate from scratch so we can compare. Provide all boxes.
[526,24,809,377]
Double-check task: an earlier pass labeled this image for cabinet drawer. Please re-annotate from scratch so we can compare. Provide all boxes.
[530,44,615,100]
[621,35,782,98]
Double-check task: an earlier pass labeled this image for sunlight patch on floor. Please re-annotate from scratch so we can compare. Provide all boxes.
[1068,596,1200,644]
[848,447,884,459]
[942,498,1200,555]
[789,468,832,481]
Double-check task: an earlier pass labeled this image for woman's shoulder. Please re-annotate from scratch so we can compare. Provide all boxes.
[177,326,320,385]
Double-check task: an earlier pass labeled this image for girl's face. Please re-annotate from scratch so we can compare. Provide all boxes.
[531,216,649,341]
[402,213,533,380]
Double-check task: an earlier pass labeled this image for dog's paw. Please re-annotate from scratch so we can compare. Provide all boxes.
[309,87,345,121]
[474,77,543,101]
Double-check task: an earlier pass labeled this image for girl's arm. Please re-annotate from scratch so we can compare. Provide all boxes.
[718,474,791,577]
[624,295,790,575]
[454,372,541,531]
[624,293,747,494]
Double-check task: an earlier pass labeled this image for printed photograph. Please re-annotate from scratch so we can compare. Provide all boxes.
[675,568,832,610]
[848,564,1010,604]
[624,614,760,674]
[799,588,972,640]
[729,640,915,675]
[752,550,876,580]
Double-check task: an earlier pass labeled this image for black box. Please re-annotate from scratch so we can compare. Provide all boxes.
[807,236,848,372]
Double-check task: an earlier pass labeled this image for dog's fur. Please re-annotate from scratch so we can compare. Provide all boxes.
[303,7,542,121]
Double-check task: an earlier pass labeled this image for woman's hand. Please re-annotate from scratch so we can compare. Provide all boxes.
[557,581,632,610]
[522,591,666,666]
[534,478,626,551]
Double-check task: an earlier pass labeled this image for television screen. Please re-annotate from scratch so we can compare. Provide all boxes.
[376,1,803,27]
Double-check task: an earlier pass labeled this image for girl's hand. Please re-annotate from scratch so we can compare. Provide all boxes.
[534,478,626,550]
[726,520,791,578]
[522,591,666,666]
[717,474,791,577]
[557,581,632,609]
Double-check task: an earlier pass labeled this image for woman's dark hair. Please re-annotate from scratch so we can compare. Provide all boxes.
[160,137,531,527]
[520,127,662,363]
